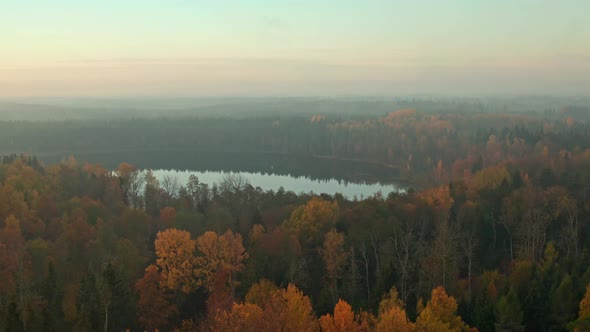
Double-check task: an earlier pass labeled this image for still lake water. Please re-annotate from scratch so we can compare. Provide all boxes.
[150,169,404,199]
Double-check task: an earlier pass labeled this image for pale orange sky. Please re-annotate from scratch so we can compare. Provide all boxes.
[2,1,589,97]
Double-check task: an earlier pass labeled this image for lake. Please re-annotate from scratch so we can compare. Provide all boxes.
[36,150,405,197]
[150,169,404,199]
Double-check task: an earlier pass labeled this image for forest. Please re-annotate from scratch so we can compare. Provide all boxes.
[1,104,590,332]
[1,100,589,187]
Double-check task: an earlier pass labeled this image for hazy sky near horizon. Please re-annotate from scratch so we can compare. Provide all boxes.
[1,1,589,97]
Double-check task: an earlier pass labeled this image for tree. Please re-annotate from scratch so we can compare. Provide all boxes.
[378,287,404,315]
[247,282,319,332]
[245,279,279,307]
[0,215,28,304]
[277,284,320,332]
[376,287,414,332]
[472,289,495,332]
[548,273,576,329]
[343,245,362,308]
[154,228,197,293]
[556,191,580,258]
[581,284,590,319]
[495,288,524,332]
[389,205,421,303]
[186,174,209,213]
[422,219,458,290]
[568,283,590,331]
[207,303,265,332]
[415,286,468,332]
[505,187,557,263]
[76,273,101,332]
[100,261,133,332]
[143,170,161,216]
[115,162,144,209]
[320,229,349,304]
[161,175,180,200]
[418,186,458,289]
[135,265,178,332]
[159,206,176,230]
[218,173,251,223]
[285,196,340,247]
[219,173,250,194]
[377,306,415,332]
[42,260,62,331]
[319,299,363,332]
[205,270,234,316]
[195,230,248,293]
[0,242,18,298]
[457,201,478,297]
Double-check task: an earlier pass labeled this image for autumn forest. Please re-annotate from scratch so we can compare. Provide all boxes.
[1,99,590,332]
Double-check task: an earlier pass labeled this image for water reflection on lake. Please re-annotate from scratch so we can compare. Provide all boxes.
[150,169,404,199]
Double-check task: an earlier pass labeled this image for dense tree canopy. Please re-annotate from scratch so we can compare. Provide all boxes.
[0,105,589,331]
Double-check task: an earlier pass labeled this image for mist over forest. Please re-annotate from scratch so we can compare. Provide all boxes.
[1,96,589,121]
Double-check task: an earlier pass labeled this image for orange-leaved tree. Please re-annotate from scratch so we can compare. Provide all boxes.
[208,303,265,332]
[135,264,178,331]
[581,284,590,318]
[319,299,365,332]
[415,286,469,332]
[154,228,197,293]
[568,283,590,331]
[245,281,319,332]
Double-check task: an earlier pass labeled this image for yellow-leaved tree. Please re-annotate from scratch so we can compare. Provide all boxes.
[195,229,248,293]
[320,229,349,303]
[154,228,197,293]
[567,283,590,331]
[415,286,469,332]
[376,287,415,332]
[285,196,339,247]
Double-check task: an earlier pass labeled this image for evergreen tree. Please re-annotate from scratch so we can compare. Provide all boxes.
[101,261,135,331]
[42,260,62,330]
[495,288,524,332]
[523,275,550,331]
[550,274,577,330]
[76,273,101,332]
[473,290,495,332]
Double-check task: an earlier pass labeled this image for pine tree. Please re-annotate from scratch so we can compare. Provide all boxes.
[42,260,62,330]
[101,262,134,331]
[472,290,495,332]
[550,274,577,330]
[495,288,524,332]
[76,273,101,332]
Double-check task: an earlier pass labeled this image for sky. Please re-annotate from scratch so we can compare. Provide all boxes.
[1,0,589,97]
